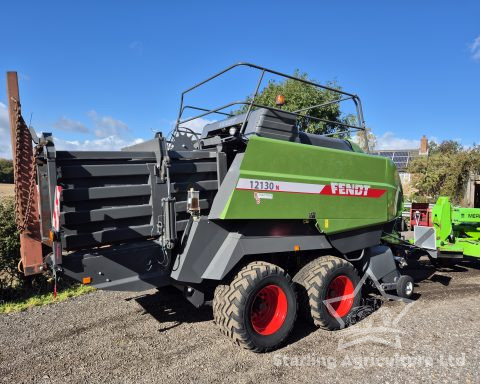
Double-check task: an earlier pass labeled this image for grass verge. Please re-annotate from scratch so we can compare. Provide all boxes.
[0,284,95,314]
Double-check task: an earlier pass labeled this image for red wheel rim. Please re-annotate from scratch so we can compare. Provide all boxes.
[326,275,354,318]
[250,284,288,336]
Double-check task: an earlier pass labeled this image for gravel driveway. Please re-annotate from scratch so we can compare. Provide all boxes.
[1,258,479,384]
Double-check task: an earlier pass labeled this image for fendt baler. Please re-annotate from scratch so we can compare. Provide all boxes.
[7,63,413,352]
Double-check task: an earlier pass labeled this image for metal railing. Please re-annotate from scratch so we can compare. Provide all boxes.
[174,62,366,138]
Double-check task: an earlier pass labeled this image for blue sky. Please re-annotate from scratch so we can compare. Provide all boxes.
[1,0,479,157]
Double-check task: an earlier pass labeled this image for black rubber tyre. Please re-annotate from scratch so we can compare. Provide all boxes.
[213,261,297,353]
[293,256,361,330]
[396,275,414,299]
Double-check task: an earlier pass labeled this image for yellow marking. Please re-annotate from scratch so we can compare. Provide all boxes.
[324,219,329,229]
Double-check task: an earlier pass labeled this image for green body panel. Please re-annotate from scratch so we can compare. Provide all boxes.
[432,197,480,258]
[220,136,402,234]
[432,197,453,242]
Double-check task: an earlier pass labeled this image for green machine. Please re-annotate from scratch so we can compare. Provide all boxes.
[430,197,480,258]
[10,63,412,353]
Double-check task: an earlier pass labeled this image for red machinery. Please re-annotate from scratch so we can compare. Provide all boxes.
[409,202,432,230]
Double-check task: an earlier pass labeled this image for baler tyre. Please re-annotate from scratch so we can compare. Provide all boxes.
[213,261,297,353]
[396,275,414,299]
[293,256,361,331]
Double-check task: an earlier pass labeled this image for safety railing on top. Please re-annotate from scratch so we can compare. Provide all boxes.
[173,62,366,138]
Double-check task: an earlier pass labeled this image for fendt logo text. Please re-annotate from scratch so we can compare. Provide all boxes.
[330,183,371,197]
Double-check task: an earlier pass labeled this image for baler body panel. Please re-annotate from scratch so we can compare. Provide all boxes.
[219,136,400,234]
[43,145,223,252]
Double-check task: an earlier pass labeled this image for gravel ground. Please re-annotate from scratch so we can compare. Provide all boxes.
[1,258,479,384]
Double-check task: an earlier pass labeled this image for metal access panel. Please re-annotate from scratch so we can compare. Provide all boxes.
[60,241,171,291]
[56,150,159,250]
[40,145,224,251]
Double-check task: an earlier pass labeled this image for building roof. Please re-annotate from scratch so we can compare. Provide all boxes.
[370,135,428,172]
[370,149,421,171]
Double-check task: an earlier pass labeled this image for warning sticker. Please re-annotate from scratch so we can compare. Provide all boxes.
[253,192,273,204]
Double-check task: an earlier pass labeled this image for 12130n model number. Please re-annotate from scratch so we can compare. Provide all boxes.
[249,180,277,191]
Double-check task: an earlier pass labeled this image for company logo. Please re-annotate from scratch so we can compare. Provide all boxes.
[330,183,370,197]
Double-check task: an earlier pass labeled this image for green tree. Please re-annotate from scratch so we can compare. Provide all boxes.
[428,140,463,155]
[0,159,14,183]
[0,196,80,303]
[238,71,356,136]
[407,141,480,203]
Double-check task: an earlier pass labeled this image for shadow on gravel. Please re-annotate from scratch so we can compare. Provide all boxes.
[405,264,450,285]
[133,287,322,346]
[402,259,463,286]
[132,287,213,332]
[403,257,480,290]
[465,258,480,269]
[429,274,453,286]
[128,259,480,342]
[284,318,318,348]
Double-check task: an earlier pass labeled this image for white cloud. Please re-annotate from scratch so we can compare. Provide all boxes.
[470,36,480,61]
[0,102,12,159]
[375,132,420,150]
[0,104,145,158]
[54,136,144,152]
[87,110,130,138]
[178,117,216,133]
[128,40,143,53]
[54,116,89,133]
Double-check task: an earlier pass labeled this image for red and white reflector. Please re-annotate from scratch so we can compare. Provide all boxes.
[51,186,62,231]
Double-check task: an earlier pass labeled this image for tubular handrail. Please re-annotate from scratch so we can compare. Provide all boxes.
[291,96,353,114]
[179,101,364,135]
[174,62,366,138]
[181,105,233,118]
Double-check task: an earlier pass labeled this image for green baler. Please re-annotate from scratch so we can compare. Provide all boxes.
[9,63,412,353]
